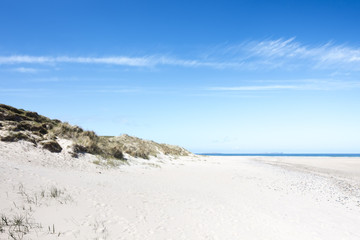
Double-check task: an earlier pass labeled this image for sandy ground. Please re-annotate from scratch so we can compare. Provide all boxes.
[1,140,360,240]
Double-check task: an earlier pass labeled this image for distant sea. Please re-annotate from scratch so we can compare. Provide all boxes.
[199,153,360,157]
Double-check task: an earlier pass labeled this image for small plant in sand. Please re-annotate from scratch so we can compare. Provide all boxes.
[16,184,72,206]
[92,158,127,168]
[46,186,72,204]
[106,160,118,167]
[50,186,62,198]
[93,220,109,240]
[146,162,161,168]
[17,184,41,206]
[93,160,101,165]
[0,212,41,240]
[48,224,61,236]
[0,214,8,233]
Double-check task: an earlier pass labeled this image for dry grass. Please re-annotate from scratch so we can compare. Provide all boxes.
[49,122,123,160]
[108,134,191,159]
[0,212,42,240]
[0,184,69,239]
[17,184,72,206]
[39,140,62,153]
[0,132,36,144]
[1,104,192,160]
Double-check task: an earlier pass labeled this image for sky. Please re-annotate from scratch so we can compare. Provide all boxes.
[1,0,360,153]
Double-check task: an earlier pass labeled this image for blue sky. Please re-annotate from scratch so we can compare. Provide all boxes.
[1,0,360,153]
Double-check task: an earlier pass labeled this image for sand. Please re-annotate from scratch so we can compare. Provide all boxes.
[1,140,360,239]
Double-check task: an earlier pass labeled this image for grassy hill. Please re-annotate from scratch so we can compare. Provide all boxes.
[0,104,191,160]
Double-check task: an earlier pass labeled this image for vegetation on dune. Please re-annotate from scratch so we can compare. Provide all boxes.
[39,140,63,153]
[0,104,191,160]
[110,134,190,159]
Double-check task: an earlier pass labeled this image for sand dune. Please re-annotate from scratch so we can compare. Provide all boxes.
[1,141,360,239]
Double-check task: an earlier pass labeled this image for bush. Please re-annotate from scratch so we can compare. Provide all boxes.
[11,121,48,135]
[1,132,35,144]
[72,142,102,156]
[72,144,88,153]
[40,140,62,153]
[110,147,124,160]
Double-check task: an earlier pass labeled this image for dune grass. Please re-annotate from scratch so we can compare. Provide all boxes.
[1,104,191,160]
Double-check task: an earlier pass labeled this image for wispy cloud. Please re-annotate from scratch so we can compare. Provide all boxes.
[0,55,153,67]
[208,79,360,92]
[1,38,360,71]
[11,67,41,73]
[0,87,142,95]
[0,88,37,92]
[0,55,238,68]
[78,88,141,94]
[209,85,298,91]
[242,38,360,70]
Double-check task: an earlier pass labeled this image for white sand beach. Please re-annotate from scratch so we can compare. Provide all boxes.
[1,140,360,240]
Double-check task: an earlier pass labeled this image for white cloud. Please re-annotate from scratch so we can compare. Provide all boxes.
[0,55,153,67]
[1,39,360,71]
[0,54,246,70]
[11,67,40,73]
[244,38,360,70]
[0,88,44,93]
[209,85,299,91]
[208,79,360,92]
[0,56,51,64]
[247,38,308,58]
[78,88,141,93]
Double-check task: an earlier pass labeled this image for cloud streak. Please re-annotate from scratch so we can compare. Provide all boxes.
[1,38,360,71]
[208,80,360,92]
[0,55,245,69]
[0,55,153,67]
[242,38,360,70]
[11,67,40,73]
[209,85,298,91]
